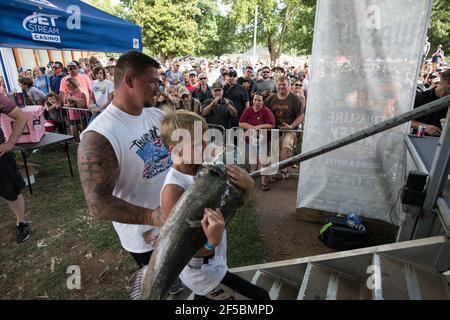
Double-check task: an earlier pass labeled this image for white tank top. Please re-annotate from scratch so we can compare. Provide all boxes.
[81,104,172,253]
[161,167,228,296]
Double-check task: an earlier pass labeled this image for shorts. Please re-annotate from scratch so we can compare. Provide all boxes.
[280,131,297,151]
[0,152,25,201]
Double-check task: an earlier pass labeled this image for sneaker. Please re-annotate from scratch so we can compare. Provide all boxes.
[16,222,30,243]
[168,277,184,295]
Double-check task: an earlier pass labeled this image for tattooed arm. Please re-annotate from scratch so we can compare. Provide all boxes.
[77,131,165,226]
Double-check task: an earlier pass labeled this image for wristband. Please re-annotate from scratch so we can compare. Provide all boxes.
[204,241,215,251]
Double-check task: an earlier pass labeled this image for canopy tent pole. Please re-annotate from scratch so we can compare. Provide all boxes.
[252,5,258,68]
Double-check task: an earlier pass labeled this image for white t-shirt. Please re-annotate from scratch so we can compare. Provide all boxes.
[161,167,228,296]
[81,105,172,253]
[91,79,114,108]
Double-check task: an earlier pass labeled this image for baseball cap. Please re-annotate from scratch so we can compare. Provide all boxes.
[189,70,198,76]
[179,87,190,97]
[198,72,207,79]
[67,61,78,67]
[212,82,223,90]
[228,70,238,77]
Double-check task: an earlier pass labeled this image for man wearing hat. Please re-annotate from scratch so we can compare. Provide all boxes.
[192,72,213,104]
[185,71,199,93]
[237,66,255,98]
[175,87,201,114]
[105,60,116,82]
[176,87,201,115]
[223,70,250,127]
[201,82,238,130]
[59,60,92,106]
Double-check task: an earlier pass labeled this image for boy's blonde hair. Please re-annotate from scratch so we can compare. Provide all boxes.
[160,108,208,147]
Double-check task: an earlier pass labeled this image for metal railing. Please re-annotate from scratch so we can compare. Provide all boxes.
[60,106,92,141]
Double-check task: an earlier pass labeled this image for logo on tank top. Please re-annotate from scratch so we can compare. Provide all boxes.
[130,126,172,179]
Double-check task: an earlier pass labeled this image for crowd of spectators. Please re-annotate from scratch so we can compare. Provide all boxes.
[5,56,116,141]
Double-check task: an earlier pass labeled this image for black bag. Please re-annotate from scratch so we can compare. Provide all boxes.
[319,215,366,250]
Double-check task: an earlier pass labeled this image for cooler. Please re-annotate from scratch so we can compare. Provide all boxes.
[0,105,45,143]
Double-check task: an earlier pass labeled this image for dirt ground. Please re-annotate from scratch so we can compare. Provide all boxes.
[250,171,334,263]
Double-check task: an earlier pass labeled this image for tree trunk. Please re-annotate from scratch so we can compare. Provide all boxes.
[167,53,175,64]
[159,53,167,65]
[268,36,277,63]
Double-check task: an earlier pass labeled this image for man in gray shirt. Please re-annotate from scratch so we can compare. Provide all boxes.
[252,66,277,100]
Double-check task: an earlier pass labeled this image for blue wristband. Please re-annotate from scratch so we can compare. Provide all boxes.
[204,241,215,251]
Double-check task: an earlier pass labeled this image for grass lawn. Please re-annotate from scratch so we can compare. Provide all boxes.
[0,145,265,299]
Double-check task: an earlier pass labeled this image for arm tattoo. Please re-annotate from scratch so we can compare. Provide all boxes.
[77,131,157,225]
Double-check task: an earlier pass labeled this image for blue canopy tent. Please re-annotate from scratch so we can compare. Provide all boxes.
[0,0,142,91]
[0,0,141,52]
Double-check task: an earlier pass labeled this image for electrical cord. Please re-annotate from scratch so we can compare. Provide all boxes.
[389,186,406,225]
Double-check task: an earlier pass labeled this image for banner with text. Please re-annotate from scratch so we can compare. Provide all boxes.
[297,0,433,223]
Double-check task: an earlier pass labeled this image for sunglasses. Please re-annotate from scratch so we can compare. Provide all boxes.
[229,74,237,78]
[199,77,207,80]
[68,66,77,70]
[262,71,270,74]
[294,84,302,87]
[52,66,61,69]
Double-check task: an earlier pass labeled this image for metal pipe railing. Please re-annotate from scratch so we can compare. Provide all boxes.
[250,94,450,179]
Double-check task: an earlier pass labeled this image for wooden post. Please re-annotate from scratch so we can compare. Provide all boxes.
[47,50,54,63]
[32,49,39,66]
[61,51,66,66]
[12,48,22,69]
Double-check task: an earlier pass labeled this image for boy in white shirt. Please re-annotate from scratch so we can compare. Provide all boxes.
[156,109,270,300]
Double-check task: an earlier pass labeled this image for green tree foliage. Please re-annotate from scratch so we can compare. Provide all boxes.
[284,2,316,56]
[133,0,201,63]
[82,0,131,21]
[85,0,448,62]
[193,0,220,57]
[428,0,450,54]
[226,0,316,62]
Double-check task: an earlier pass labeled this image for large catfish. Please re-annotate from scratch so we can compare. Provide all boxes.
[137,162,244,300]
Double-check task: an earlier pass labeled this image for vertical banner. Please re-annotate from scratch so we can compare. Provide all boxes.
[297,0,433,223]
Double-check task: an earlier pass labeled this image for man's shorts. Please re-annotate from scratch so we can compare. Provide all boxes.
[280,131,297,152]
[0,152,25,201]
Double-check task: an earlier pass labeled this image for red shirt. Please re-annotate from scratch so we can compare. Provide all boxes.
[239,106,275,127]
[185,83,199,93]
